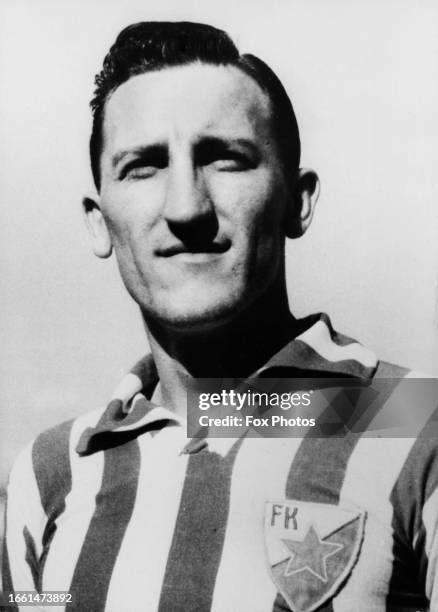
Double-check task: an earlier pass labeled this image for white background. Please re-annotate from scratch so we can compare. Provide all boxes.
[1,0,437,491]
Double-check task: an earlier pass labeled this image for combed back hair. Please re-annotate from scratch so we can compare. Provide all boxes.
[90,21,301,190]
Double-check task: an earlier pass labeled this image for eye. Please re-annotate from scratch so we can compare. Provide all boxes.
[121,163,158,180]
[196,140,258,172]
[119,149,168,180]
[211,152,252,172]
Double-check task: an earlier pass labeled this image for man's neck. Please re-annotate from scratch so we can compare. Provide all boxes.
[143,282,303,417]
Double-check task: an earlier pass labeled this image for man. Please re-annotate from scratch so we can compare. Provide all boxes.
[2,21,437,612]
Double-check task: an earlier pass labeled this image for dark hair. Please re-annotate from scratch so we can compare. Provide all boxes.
[90,21,300,190]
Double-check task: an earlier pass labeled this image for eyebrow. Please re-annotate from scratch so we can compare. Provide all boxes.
[111,136,261,170]
[196,136,260,156]
[112,144,167,169]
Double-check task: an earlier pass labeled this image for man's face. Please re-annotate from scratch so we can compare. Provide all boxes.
[96,63,291,331]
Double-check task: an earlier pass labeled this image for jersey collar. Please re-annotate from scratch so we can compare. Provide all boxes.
[76,312,378,456]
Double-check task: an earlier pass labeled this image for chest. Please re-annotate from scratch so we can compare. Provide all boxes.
[39,436,423,611]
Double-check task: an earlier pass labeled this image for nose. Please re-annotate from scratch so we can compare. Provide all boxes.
[163,155,217,243]
[164,154,212,219]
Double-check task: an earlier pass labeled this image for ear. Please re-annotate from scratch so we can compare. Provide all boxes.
[82,195,113,258]
[285,168,320,239]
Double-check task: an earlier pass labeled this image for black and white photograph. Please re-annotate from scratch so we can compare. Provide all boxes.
[1,1,438,610]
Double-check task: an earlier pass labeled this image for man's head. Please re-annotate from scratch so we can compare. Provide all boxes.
[89,22,301,192]
[84,22,319,332]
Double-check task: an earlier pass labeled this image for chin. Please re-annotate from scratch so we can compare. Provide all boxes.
[143,289,246,334]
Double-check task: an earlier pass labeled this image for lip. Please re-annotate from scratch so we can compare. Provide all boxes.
[166,251,227,264]
[157,240,231,258]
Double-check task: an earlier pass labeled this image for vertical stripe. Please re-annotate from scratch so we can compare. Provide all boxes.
[32,420,74,517]
[211,437,303,612]
[2,501,18,612]
[273,439,359,612]
[284,379,397,501]
[334,438,419,611]
[22,527,38,590]
[67,438,140,612]
[272,378,398,612]
[103,427,189,610]
[40,417,105,594]
[158,437,244,612]
[386,407,438,611]
[32,420,73,591]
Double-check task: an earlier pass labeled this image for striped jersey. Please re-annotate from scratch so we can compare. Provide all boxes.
[2,313,438,611]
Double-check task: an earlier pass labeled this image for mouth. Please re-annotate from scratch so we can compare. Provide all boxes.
[157,240,231,258]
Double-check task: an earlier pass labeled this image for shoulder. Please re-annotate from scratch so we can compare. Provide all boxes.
[306,317,438,504]
[8,406,106,516]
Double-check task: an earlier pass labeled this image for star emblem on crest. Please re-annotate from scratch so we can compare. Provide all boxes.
[282,524,344,583]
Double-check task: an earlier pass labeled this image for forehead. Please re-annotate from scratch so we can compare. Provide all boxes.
[101,63,273,152]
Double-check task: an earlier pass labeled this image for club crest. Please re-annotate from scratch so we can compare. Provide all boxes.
[265,500,366,612]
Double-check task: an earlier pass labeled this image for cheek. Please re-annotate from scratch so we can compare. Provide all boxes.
[104,216,134,255]
[100,210,148,288]
[228,177,287,246]
[100,198,144,252]
[100,179,167,253]
[99,190,130,244]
